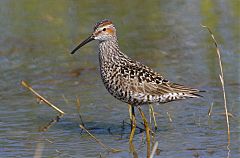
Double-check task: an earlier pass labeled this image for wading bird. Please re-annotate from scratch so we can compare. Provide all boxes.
[71,19,202,155]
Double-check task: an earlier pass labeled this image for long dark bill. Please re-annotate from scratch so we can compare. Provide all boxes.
[71,35,94,54]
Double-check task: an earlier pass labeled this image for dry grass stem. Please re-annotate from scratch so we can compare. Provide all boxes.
[79,124,121,153]
[39,114,64,132]
[45,138,54,144]
[166,112,173,122]
[149,104,157,130]
[150,141,158,158]
[62,94,69,105]
[76,97,81,112]
[208,103,214,117]
[76,97,85,126]
[149,106,152,125]
[219,112,234,118]
[201,25,230,144]
[21,80,65,115]
[150,130,156,146]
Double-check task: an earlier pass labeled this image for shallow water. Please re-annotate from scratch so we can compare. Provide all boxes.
[0,0,239,157]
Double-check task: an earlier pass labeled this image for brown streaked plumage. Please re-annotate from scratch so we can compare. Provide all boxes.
[71,19,203,106]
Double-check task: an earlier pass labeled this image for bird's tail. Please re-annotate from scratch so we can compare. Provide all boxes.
[158,83,204,103]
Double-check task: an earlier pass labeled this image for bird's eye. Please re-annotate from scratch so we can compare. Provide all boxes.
[103,28,106,31]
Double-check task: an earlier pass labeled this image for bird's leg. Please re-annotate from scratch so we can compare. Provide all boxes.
[128,104,135,130]
[138,106,151,158]
[131,105,135,130]
[129,105,136,142]
[128,105,136,152]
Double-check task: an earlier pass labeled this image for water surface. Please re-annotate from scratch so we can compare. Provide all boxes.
[0,0,239,157]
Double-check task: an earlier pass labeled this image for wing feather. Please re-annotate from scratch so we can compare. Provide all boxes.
[120,61,200,96]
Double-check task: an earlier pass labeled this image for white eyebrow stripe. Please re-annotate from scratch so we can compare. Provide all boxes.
[97,24,114,30]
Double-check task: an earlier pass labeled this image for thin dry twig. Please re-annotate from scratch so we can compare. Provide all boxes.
[219,112,234,118]
[76,97,85,127]
[150,141,158,158]
[39,114,64,132]
[21,80,65,114]
[208,103,214,117]
[44,138,54,144]
[201,25,230,144]
[149,104,157,130]
[62,94,69,105]
[166,112,173,122]
[79,125,121,153]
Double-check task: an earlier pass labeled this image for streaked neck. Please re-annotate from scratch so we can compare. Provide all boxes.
[99,39,121,62]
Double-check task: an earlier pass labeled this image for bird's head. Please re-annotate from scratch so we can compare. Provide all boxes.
[71,19,116,54]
